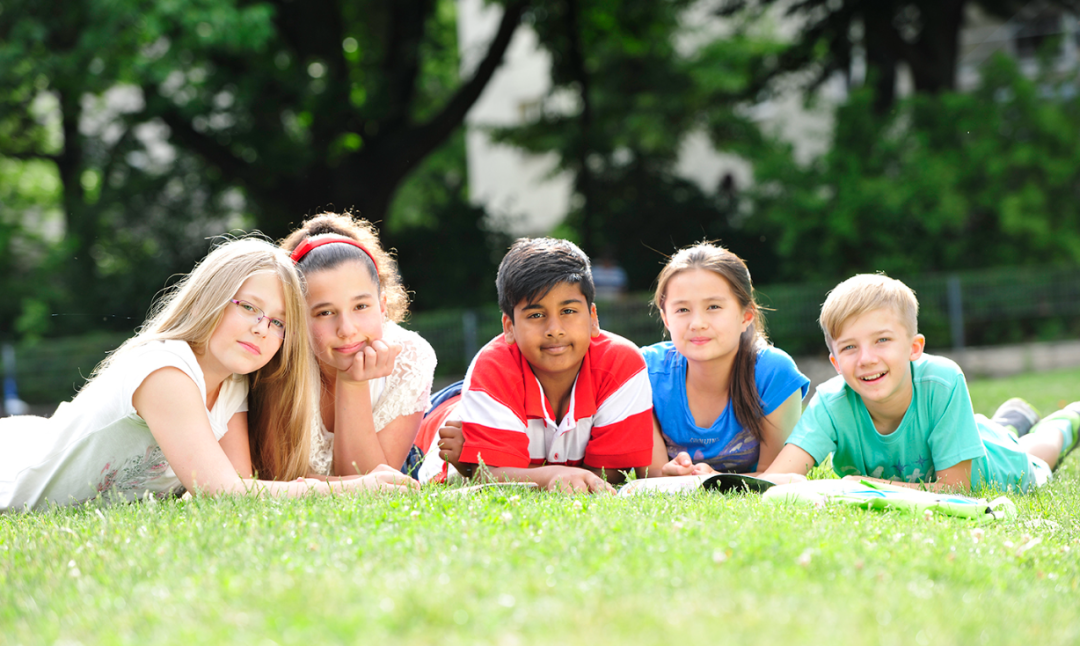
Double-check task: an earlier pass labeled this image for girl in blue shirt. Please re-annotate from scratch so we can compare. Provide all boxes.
[642,243,809,476]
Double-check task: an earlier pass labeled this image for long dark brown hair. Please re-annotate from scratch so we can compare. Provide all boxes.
[653,243,769,441]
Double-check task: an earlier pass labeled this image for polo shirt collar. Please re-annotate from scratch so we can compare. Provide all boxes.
[520,343,599,426]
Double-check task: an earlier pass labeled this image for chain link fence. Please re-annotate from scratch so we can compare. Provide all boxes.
[8,265,1080,407]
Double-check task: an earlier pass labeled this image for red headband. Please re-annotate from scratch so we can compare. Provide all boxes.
[290,235,379,275]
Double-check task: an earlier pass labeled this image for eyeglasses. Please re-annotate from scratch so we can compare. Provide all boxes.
[230,299,286,339]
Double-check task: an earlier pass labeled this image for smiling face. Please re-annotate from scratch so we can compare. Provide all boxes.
[660,269,753,366]
[202,272,286,383]
[503,281,600,387]
[829,307,926,415]
[304,261,386,374]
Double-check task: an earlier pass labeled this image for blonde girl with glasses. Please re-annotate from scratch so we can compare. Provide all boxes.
[1,237,416,511]
[281,213,437,478]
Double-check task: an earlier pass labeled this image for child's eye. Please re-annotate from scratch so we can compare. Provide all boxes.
[877,337,890,344]
[707,304,721,310]
[239,301,257,313]
[842,344,856,352]
[316,309,334,317]
[675,307,689,314]
[355,303,368,311]
[527,312,543,319]
[561,308,577,315]
[269,318,286,330]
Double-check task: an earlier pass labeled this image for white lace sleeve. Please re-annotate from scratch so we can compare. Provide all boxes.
[308,416,334,476]
[371,322,437,432]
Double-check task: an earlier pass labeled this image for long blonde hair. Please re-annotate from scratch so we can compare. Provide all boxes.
[93,237,318,480]
[654,242,769,442]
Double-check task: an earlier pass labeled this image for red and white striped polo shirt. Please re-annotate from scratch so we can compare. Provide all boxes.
[458,330,653,469]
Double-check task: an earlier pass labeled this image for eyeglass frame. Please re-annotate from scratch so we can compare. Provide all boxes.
[229,299,286,339]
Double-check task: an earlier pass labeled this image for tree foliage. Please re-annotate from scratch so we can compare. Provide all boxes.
[744,54,1080,281]
[0,0,523,334]
[716,0,1080,112]
[492,0,786,288]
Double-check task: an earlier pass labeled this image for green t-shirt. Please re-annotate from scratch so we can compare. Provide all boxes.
[787,354,1038,491]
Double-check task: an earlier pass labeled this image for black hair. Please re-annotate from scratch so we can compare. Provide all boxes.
[497,238,595,320]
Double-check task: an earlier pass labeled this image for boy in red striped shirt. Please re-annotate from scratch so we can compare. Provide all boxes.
[417,238,654,493]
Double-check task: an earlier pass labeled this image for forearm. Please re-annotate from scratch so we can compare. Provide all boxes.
[376,412,425,471]
[849,475,971,493]
[761,443,817,477]
[203,477,353,498]
[333,380,389,475]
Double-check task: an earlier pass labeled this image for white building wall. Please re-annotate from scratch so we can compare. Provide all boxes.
[457,0,841,235]
[459,2,1074,236]
[457,0,572,236]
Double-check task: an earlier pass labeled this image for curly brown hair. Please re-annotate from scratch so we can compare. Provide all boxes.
[280,212,409,323]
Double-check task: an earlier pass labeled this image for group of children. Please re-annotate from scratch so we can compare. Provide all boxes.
[2,212,1078,511]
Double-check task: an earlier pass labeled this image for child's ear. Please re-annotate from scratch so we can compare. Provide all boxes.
[501,313,516,345]
[829,353,840,373]
[741,306,754,331]
[589,303,600,338]
[380,292,388,316]
[909,334,926,361]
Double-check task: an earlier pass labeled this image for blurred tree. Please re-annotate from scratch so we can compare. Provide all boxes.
[0,0,525,332]
[131,0,525,237]
[0,0,242,335]
[491,0,786,287]
[744,54,1080,281]
[716,0,1080,113]
[385,131,511,310]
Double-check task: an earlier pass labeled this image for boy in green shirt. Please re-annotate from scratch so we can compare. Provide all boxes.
[764,274,1079,492]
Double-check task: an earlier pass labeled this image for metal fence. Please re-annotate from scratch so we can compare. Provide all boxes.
[9,265,1080,406]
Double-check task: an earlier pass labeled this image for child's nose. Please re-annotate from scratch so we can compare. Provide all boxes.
[338,313,357,337]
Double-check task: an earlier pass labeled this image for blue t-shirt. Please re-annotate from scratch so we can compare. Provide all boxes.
[786,354,1041,491]
[642,343,809,473]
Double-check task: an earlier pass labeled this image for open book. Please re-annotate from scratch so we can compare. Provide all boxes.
[762,478,1017,522]
[618,473,776,496]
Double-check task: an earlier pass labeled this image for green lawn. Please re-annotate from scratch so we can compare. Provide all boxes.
[4,369,1080,645]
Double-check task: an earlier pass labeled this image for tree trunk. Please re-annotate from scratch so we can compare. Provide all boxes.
[908,0,966,93]
[862,2,899,113]
[564,0,594,255]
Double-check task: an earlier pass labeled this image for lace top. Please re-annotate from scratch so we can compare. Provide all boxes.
[309,321,437,475]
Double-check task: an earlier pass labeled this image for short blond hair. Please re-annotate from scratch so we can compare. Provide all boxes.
[819,274,919,349]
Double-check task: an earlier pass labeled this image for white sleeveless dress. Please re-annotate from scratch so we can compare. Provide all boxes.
[0,340,248,511]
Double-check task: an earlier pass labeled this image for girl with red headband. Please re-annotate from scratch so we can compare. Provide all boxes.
[282,213,436,477]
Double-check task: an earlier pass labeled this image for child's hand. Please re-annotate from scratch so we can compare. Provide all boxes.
[437,420,464,465]
[352,464,419,492]
[544,468,616,495]
[340,340,402,383]
[661,452,716,477]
